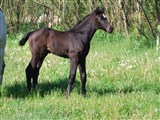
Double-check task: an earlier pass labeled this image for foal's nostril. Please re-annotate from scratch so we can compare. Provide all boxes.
[109,27,113,33]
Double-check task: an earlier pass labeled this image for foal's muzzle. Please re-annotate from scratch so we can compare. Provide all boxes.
[108,27,113,33]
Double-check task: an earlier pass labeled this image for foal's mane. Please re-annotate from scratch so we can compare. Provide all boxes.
[72,12,94,30]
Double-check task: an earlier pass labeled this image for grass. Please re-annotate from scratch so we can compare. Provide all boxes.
[0,30,160,119]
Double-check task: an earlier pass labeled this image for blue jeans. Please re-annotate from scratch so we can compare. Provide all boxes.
[0,10,6,85]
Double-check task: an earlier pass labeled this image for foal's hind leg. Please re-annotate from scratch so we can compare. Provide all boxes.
[25,55,40,91]
[25,48,48,91]
[25,63,32,91]
[32,67,39,89]
[31,52,48,90]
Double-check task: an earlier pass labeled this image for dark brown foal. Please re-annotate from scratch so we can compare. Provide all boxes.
[19,7,113,97]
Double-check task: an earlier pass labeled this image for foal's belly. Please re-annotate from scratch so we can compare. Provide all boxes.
[47,46,69,58]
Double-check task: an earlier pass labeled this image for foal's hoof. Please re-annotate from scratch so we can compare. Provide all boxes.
[27,90,31,94]
[82,94,86,97]
[27,87,31,93]
[66,92,70,99]
[82,91,86,97]
[66,94,69,99]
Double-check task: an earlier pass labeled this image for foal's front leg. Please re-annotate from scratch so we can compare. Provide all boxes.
[66,55,78,98]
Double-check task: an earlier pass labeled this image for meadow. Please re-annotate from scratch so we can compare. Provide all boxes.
[0,29,160,119]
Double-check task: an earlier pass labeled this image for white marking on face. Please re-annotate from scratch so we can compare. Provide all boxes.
[102,14,107,18]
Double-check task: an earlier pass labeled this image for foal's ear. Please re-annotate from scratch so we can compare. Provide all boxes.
[95,6,105,14]
[95,6,100,14]
[95,6,100,11]
[101,7,105,13]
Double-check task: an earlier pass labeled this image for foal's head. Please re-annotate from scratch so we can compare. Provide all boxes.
[93,7,113,33]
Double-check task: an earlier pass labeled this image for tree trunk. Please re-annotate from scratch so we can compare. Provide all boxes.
[156,25,160,55]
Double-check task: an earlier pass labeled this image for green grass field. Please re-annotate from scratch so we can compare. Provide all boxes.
[0,30,160,119]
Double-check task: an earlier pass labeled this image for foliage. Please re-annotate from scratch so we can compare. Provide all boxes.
[1,0,160,39]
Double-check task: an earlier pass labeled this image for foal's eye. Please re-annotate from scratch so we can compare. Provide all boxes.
[97,14,107,21]
[98,17,101,20]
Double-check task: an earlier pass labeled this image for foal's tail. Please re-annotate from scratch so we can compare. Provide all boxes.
[19,31,34,46]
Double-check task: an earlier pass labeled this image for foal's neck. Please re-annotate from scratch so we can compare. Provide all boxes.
[74,17,97,44]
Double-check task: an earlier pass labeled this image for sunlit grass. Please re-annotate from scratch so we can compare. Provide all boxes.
[0,31,160,119]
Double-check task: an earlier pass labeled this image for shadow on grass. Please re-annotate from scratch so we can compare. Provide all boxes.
[38,78,81,97]
[2,79,160,99]
[1,78,80,99]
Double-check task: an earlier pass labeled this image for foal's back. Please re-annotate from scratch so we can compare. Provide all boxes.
[28,28,78,58]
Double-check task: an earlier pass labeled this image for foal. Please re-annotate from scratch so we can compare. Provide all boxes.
[19,7,113,97]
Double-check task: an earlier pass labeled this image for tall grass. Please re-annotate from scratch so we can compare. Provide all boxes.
[0,30,160,119]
